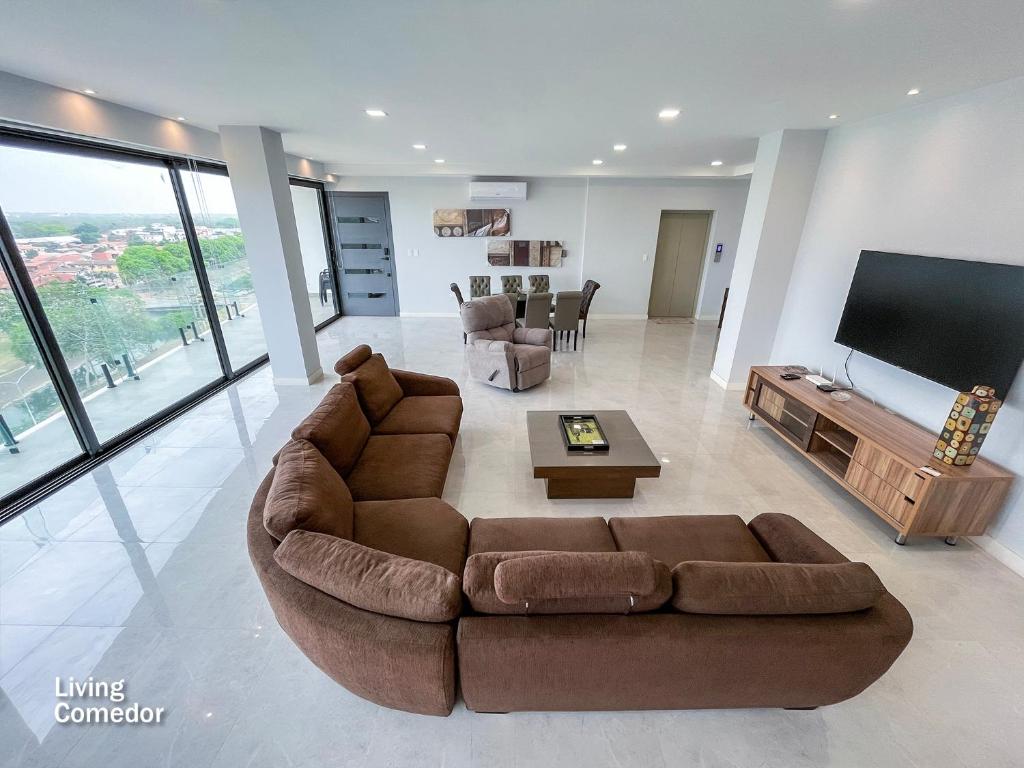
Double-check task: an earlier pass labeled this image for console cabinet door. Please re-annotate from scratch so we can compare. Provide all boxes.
[751,378,816,449]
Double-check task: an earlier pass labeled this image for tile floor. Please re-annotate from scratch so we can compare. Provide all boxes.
[1,317,1022,768]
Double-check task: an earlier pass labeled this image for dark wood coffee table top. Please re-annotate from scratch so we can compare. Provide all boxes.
[527,410,662,481]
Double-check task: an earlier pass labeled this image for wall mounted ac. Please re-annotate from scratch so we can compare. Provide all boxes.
[469,181,527,201]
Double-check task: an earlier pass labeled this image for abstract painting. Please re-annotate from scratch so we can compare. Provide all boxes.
[486,240,511,266]
[433,208,511,237]
[510,240,565,267]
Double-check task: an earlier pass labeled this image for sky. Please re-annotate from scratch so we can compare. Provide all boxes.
[0,145,238,218]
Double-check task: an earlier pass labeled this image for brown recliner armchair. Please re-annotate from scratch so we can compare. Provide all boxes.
[460,295,552,391]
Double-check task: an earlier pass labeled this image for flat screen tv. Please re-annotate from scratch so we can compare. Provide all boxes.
[835,251,1024,397]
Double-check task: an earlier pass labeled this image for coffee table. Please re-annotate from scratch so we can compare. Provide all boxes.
[527,410,662,498]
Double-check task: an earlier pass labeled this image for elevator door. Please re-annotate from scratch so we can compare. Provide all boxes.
[647,210,711,318]
[328,192,399,316]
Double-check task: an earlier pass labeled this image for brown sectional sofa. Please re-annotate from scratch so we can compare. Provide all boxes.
[248,345,913,717]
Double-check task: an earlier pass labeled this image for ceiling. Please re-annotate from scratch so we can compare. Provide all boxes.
[2,0,1023,178]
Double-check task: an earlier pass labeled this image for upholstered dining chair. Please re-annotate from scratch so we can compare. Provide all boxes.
[551,290,584,350]
[579,279,601,338]
[527,274,550,293]
[500,275,523,295]
[450,282,467,343]
[522,292,553,329]
[469,275,491,298]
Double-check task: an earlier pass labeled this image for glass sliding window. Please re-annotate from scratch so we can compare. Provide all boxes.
[0,144,224,444]
[179,169,268,371]
[289,183,338,326]
[0,272,84,501]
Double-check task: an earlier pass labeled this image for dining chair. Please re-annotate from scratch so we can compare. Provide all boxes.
[522,292,553,329]
[500,275,523,295]
[469,275,491,298]
[551,290,584,350]
[527,274,550,293]
[579,279,601,338]
[450,282,467,343]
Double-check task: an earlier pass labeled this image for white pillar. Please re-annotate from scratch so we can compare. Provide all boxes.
[712,129,827,388]
[219,125,323,385]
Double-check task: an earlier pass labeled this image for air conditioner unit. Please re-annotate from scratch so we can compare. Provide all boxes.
[469,181,527,201]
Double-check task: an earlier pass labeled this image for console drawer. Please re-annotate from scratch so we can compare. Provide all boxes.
[851,442,925,501]
[845,462,914,524]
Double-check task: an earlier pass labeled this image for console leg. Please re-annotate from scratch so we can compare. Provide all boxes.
[748,413,755,422]
[944,536,959,546]
[894,533,907,545]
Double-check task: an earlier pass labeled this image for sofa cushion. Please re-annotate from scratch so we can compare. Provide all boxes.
[512,343,550,372]
[342,354,404,425]
[468,516,616,556]
[263,440,353,542]
[671,561,885,615]
[609,515,771,568]
[464,551,671,615]
[274,530,461,623]
[346,434,453,501]
[373,395,463,443]
[354,498,468,575]
[290,382,370,477]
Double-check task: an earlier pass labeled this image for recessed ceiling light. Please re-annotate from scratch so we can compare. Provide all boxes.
[828,114,839,120]
[82,88,96,95]
[710,160,723,167]
[906,88,920,96]
[592,159,604,165]
[412,144,427,150]
[658,108,680,119]
[365,108,388,117]
[175,116,186,122]
[613,144,627,152]
[434,158,445,164]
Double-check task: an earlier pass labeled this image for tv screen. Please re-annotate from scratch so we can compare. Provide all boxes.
[835,251,1024,397]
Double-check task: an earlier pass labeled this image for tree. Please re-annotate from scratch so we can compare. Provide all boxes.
[9,221,70,239]
[117,244,192,283]
[73,223,101,244]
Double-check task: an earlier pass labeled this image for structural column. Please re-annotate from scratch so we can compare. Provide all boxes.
[712,129,827,388]
[219,125,323,385]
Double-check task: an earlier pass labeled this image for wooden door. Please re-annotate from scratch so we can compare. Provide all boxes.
[647,211,711,318]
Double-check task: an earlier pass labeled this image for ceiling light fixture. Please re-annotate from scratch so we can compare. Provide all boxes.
[83,88,96,95]
[592,159,604,165]
[613,144,627,152]
[175,116,186,122]
[710,160,723,167]
[412,143,427,150]
[658,108,680,119]
[434,158,445,164]
[906,88,920,96]
[365,108,388,117]
[828,114,839,120]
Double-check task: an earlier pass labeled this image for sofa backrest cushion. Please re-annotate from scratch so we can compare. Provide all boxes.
[461,295,516,341]
[341,353,404,424]
[291,382,370,476]
[464,551,672,615]
[263,439,353,542]
[671,561,885,615]
[334,344,373,375]
[274,529,462,623]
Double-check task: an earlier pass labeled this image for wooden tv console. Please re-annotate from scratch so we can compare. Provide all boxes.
[744,366,1014,545]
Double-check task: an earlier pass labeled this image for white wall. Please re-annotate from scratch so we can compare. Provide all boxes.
[580,178,749,317]
[330,175,749,317]
[0,71,323,178]
[771,76,1024,558]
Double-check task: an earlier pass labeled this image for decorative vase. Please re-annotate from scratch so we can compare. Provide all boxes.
[933,385,1002,467]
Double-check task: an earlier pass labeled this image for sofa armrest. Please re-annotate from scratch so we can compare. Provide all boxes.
[748,513,848,564]
[391,368,460,397]
[513,327,553,347]
[274,530,462,622]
